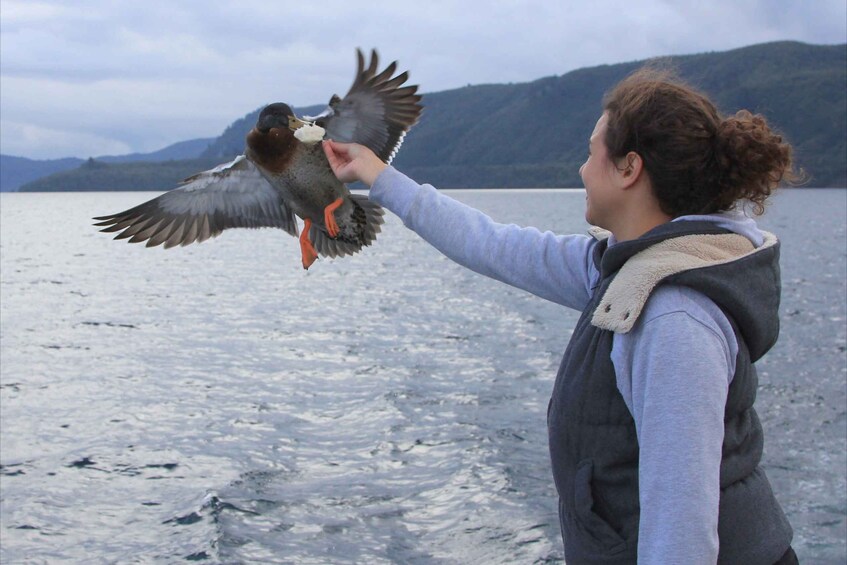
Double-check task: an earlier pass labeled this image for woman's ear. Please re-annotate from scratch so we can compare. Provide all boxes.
[617,151,644,188]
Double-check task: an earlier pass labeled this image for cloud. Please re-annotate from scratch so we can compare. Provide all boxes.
[1,0,845,159]
[0,121,132,160]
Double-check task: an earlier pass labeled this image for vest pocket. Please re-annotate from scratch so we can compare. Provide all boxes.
[572,459,628,554]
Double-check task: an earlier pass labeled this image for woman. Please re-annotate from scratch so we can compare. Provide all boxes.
[323,68,798,564]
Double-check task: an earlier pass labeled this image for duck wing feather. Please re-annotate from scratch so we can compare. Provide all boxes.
[309,49,423,164]
[92,155,298,248]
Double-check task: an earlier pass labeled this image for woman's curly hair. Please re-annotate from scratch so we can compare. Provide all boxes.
[602,67,801,216]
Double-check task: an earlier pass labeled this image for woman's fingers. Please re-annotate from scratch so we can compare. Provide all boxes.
[322,140,386,186]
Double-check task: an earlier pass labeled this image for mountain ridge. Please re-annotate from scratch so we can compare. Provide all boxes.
[1,138,215,192]
[12,40,847,191]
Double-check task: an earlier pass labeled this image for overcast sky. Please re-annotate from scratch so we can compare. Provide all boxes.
[1,0,845,160]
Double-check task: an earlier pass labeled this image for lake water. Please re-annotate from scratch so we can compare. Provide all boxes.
[1,188,845,564]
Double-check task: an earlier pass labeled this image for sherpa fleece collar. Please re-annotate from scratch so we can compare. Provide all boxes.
[589,229,779,333]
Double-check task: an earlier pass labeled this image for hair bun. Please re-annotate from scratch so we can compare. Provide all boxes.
[713,110,794,214]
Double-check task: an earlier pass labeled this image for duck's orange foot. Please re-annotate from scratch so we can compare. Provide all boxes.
[300,219,319,270]
[323,197,344,238]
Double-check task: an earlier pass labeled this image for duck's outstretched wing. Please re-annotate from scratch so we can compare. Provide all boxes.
[307,49,423,164]
[93,155,298,248]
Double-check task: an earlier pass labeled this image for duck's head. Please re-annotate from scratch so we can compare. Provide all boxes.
[255,103,308,134]
[247,103,310,171]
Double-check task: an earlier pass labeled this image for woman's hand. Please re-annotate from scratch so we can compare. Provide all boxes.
[322,140,387,187]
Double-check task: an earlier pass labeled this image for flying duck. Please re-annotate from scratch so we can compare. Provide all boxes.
[93,49,423,269]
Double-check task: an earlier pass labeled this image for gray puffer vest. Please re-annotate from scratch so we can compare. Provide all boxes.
[547,220,793,564]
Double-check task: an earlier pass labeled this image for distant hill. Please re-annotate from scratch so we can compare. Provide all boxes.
[19,156,227,192]
[1,155,84,192]
[394,40,846,187]
[97,138,214,164]
[16,41,847,192]
[1,138,214,192]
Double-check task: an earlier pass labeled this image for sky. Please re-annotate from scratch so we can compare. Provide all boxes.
[1,0,845,161]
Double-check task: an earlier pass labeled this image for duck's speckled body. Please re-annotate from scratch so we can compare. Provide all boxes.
[247,125,383,262]
[94,49,422,269]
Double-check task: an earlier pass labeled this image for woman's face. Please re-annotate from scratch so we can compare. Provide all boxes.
[579,113,620,229]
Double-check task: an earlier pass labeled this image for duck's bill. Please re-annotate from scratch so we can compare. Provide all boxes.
[287,115,310,131]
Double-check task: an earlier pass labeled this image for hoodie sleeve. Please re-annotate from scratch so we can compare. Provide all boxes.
[369,166,597,310]
[612,285,738,564]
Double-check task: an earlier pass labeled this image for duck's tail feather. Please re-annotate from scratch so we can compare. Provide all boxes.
[310,194,384,259]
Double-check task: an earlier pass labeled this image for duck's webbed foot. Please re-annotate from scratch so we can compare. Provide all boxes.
[300,218,319,270]
[323,197,344,238]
